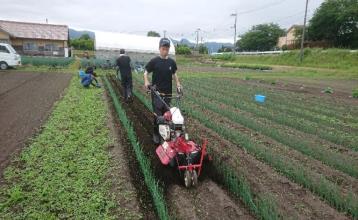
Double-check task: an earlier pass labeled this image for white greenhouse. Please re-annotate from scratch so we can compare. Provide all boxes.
[94,31,176,64]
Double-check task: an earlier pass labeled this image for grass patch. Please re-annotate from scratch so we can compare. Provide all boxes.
[219,49,358,71]
[221,63,272,71]
[353,88,358,98]
[211,53,236,61]
[0,77,118,219]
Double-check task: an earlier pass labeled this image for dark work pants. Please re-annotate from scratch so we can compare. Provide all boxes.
[151,93,171,136]
[120,72,133,99]
[91,77,99,87]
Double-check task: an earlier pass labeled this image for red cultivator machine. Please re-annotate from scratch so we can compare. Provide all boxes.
[149,86,209,188]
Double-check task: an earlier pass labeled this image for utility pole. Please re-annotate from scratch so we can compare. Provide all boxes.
[299,0,309,62]
[231,12,237,53]
[163,30,167,38]
[196,28,200,49]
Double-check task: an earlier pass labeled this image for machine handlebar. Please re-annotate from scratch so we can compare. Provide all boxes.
[147,85,183,99]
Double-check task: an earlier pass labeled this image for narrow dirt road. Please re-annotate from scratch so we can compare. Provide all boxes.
[0,71,71,181]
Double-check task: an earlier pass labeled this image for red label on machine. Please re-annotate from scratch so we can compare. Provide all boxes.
[156,141,176,165]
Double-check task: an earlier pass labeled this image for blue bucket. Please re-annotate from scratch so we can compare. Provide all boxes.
[255,94,266,103]
[78,70,86,79]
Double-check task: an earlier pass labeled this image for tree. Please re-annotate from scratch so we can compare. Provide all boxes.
[198,44,208,54]
[176,45,192,55]
[147,31,161,37]
[308,0,358,48]
[79,33,91,40]
[70,34,94,50]
[238,23,285,51]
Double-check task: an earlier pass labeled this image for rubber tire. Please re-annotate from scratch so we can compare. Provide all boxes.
[184,170,192,188]
[191,170,198,187]
[0,62,8,70]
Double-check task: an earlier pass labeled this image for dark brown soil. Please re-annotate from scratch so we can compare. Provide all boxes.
[242,78,358,106]
[185,116,350,220]
[129,78,350,219]
[0,71,72,182]
[104,92,148,219]
[180,64,358,105]
[186,101,357,195]
[106,75,254,220]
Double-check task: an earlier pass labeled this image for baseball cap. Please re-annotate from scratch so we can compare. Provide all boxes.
[159,38,171,47]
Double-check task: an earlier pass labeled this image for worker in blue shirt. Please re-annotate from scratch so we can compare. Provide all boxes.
[81,66,100,88]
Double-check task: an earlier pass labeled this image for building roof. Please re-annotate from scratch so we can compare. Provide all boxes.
[95,31,175,55]
[0,20,68,41]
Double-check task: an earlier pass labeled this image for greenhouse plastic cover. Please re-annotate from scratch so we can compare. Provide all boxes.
[95,31,175,55]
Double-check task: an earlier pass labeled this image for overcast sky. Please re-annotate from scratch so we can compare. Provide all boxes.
[0,0,324,42]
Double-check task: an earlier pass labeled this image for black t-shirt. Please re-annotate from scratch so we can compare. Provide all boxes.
[145,56,177,94]
[116,55,132,75]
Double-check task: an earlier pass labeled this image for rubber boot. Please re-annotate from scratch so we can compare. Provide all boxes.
[153,126,160,145]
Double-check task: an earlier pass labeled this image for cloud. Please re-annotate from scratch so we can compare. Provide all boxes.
[0,0,324,42]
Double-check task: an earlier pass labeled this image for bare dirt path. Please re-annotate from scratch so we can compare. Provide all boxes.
[0,71,72,181]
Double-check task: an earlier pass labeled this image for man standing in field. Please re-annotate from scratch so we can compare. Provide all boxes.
[144,38,182,144]
[116,49,133,102]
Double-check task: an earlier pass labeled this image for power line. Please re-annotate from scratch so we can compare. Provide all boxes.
[237,0,288,15]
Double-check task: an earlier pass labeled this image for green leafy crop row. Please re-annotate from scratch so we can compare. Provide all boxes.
[188,77,358,124]
[21,56,75,66]
[182,102,358,218]
[185,80,358,150]
[184,82,358,177]
[103,77,169,220]
[187,78,358,131]
[132,73,358,218]
[0,77,115,219]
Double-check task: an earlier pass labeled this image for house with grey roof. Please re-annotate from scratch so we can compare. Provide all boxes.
[0,20,69,57]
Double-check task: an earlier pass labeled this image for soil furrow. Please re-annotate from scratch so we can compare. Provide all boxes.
[185,116,350,220]
[107,75,254,220]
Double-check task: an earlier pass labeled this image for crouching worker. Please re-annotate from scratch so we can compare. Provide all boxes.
[144,38,182,144]
[116,49,133,102]
[81,66,101,88]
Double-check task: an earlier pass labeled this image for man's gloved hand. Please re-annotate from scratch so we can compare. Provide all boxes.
[177,86,183,95]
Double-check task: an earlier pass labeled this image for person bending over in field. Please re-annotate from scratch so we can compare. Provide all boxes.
[116,49,133,102]
[81,66,101,88]
[144,38,182,144]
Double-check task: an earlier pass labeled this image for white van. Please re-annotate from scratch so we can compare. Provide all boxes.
[0,43,21,70]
